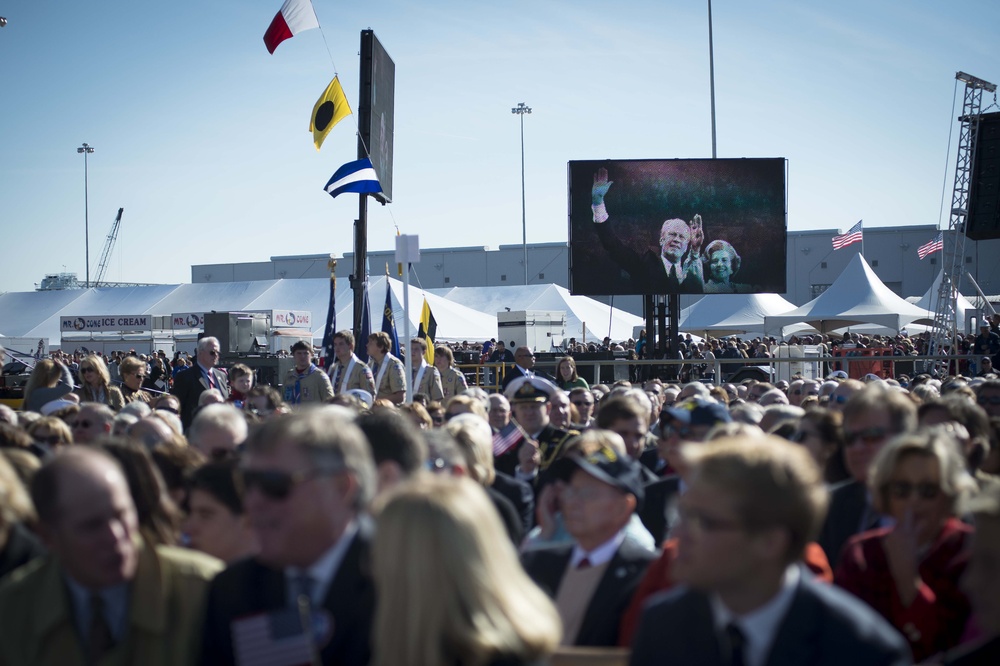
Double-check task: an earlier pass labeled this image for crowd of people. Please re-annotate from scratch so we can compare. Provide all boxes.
[1,330,1000,665]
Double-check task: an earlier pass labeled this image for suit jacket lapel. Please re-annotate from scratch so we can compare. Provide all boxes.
[765,577,820,666]
[575,539,644,645]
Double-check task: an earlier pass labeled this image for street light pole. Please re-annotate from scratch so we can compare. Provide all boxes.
[77,142,95,289]
[512,102,531,285]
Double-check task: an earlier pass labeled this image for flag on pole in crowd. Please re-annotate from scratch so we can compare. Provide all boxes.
[324,158,382,198]
[263,0,319,54]
[917,232,944,260]
[320,259,337,371]
[417,298,437,365]
[832,220,863,250]
[311,76,352,151]
[357,280,372,363]
[381,281,400,358]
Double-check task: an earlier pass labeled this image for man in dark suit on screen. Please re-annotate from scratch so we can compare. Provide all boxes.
[200,410,376,666]
[629,435,910,666]
[171,336,229,430]
[521,437,658,647]
[591,167,704,294]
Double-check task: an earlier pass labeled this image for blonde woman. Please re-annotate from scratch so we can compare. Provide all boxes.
[22,359,75,414]
[75,355,125,411]
[434,345,468,400]
[373,476,561,666]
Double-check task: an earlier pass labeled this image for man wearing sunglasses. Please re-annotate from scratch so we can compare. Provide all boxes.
[818,384,916,568]
[172,337,229,431]
[200,410,376,666]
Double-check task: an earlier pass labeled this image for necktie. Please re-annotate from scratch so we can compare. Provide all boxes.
[207,370,215,390]
[88,594,115,663]
[576,556,592,570]
[726,622,746,666]
[333,363,344,391]
[292,573,316,608]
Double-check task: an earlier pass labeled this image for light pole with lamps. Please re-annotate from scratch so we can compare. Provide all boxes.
[77,142,95,288]
[512,102,531,285]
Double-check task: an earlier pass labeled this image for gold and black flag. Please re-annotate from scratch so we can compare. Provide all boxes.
[310,75,351,150]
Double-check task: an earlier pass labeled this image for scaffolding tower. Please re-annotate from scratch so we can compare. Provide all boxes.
[928,72,996,372]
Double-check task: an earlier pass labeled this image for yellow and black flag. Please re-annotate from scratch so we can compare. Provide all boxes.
[418,298,437,365]
[310,76,351,151]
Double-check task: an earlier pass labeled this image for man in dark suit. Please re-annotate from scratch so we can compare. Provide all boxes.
[818,385,916,568]
[501,346,557,391]
[630,435,910,666]
[171,336,229,430]
[591,167,704,294]
[522,441,658,647]
[200,410,376,666]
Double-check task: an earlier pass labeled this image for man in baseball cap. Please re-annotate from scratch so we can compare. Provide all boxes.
[522,434,657,647]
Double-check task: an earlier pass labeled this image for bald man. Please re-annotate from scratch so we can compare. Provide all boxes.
[0,448,222,665]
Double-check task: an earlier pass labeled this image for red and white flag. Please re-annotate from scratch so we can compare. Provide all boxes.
[263,0,319,54]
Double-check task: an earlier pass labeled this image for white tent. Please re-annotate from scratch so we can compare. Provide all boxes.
[678,293,799,337]
[763,253,938,334]
[428,283,643,344]
[905,269,978,333]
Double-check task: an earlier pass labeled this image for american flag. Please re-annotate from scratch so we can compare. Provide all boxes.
[493,420,525,457]
[917,232,944,260]
[832,220,863,250]
[231,608,323,666]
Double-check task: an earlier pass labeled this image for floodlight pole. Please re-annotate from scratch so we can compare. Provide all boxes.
[512,102,532,285]
[707,0,717,159]
[77,143,95,289]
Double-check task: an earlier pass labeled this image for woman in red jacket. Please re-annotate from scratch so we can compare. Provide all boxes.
[834,428,979,662]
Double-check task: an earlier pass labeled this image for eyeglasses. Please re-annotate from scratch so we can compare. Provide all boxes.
[677,506,745,533]
[72,420,93,429]
[659,421,693,439]
[155,406,179,414]
[237,468,324,500]
[34,434,64,445]
[844,427,888,445]
[978,396,1000,406]
[81,367,96,374]
[571,400,593,408]
[208,350,220,357]
[884,481,941,501]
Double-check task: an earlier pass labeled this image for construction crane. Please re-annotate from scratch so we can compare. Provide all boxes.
[927,72,996,373]
[94,207,123,287]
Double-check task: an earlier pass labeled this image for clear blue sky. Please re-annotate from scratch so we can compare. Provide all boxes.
[1,1,998,294]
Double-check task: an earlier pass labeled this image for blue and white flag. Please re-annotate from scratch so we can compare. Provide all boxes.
[323,158,382,198]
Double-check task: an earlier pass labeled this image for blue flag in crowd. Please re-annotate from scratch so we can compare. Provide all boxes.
[356,280,372,363]
[320,265,336,371]
[381,282,400,358]
[323,158,383,199]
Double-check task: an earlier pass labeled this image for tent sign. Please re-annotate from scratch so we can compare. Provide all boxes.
[270,310,312,328]
[172,313,205,329]
[61,315,152,333]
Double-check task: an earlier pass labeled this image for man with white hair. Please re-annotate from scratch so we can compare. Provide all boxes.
[188,404,248,458]
[172,337,229,430]
[591,167,704,293]
[70,403,115,444]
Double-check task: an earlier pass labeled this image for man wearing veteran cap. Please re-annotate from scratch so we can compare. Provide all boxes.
[497,376,578,479]
[521,432,658,647]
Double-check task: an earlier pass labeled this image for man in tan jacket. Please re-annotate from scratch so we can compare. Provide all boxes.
[0,448,222,666]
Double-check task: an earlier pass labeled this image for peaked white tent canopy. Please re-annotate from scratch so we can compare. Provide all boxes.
[905,269,978,331]
[678,294,798,337]
[763,253,937,334]
[429,283,643,344]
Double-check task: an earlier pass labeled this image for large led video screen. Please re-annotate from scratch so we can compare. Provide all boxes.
[568,159,787,296]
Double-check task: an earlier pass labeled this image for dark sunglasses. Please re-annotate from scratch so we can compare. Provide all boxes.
[236,468,324,500]
[659,420,692,438]
[35,434,65,445]
[72,420,94,429]
[884,481,941,501]
[571,400,593,407]
[81,367,96,374]
[844,427,888,445]
[978,396,1000,406]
